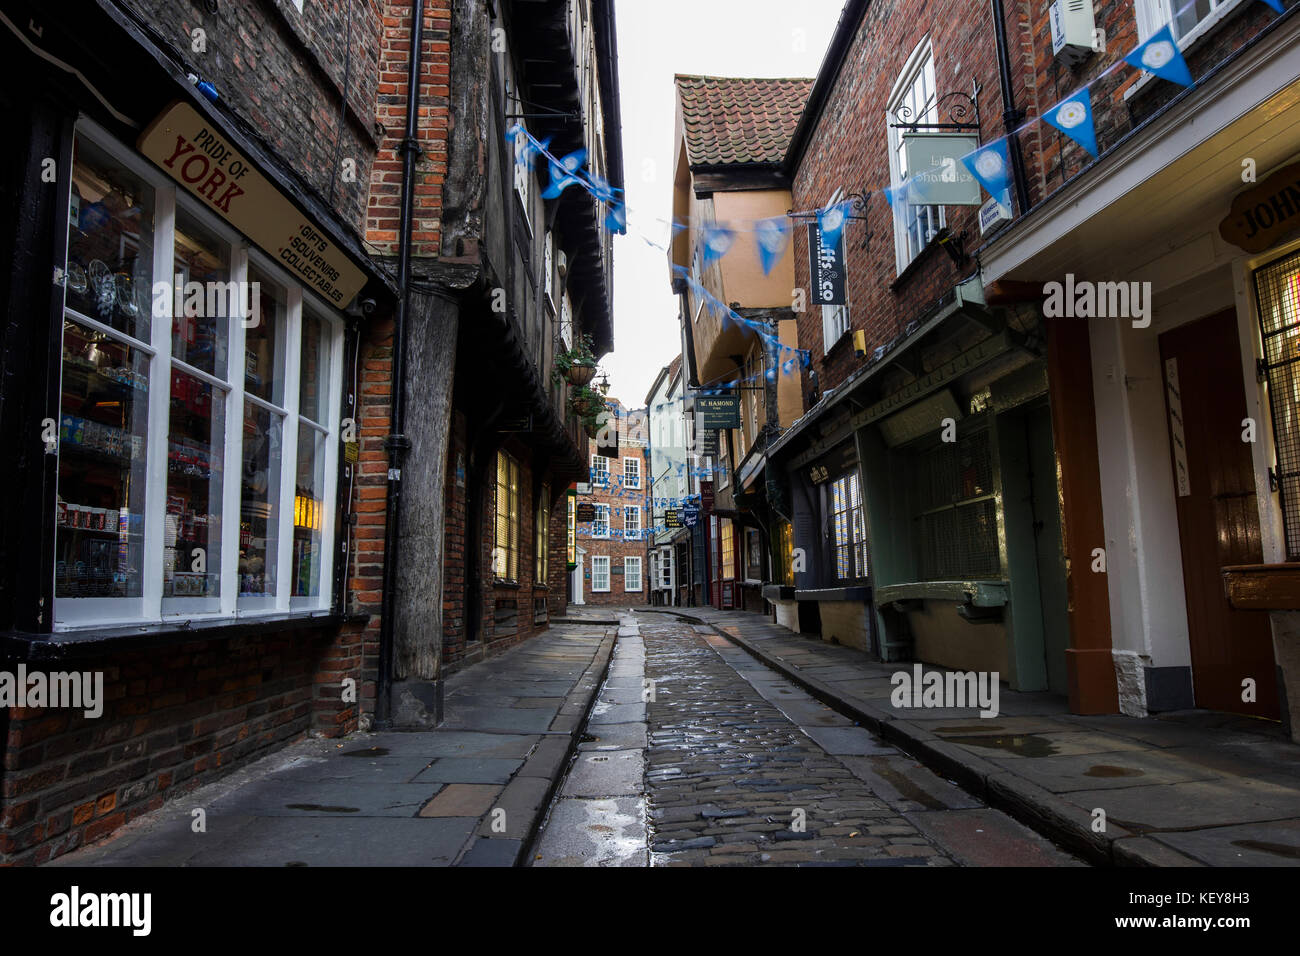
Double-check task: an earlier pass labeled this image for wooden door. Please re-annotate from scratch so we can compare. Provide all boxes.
[1160,310,1278,718]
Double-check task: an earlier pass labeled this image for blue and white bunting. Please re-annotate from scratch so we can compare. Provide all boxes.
[541,148,588,199]
[816,200,852,251]
[1124,24,1194,87]
[1042,87,1099,158]
[960,139,1013,208]
[754,216,792,276]
[701,223,736,266]
[1257,0,1284,14]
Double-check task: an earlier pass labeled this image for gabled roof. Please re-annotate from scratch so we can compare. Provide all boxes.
[675,75,813,167]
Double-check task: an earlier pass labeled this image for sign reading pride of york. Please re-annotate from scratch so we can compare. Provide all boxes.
[138,101,368,307]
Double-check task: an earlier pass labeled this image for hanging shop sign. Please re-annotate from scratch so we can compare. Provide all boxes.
[902,133,982,206]
[807,224,847,307]
[681,503,700,528]
[567,491,577,568]
[700,428,720,457]
[806,441,859,485]
[665,509,681,529]
[696,392,740,430]
[138,101,368,307]
[1219,162,1300,254]
[576,502,597,523]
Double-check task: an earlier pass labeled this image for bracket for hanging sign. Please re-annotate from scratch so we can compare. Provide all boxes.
[889,82,982,134]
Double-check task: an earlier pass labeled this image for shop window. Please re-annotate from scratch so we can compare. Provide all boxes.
[745,527,763,582]
[623,456,641,489]
[910,426,1000,580]
[831,471,868,581]
[659,548,673,588]
[494,450,521,581]
[1254,250,1300,560]
[624,556,642,592]
[55,127,343,629]
[721,519,736,581]
[773,520,794,586]
[887,39,944,272]
[535,484,551,585]
[624,505,641,540]
[592,555,611,592]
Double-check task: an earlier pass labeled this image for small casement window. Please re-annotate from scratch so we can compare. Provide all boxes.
[1254,249,1300,559]
[830,470,868,581]
[493,450,521,581]
[1136,0,1242,44]
[659,548,673,587]
[745,527,763,582]
[591,454,610,486]
[592,503,611,538]
[721,519,736,581]
[624,505,641,539]
[624,556,642,592]
[591,555,611,592]
[887,38,944,272]
[534,483,550,585]
[623,456,641,489]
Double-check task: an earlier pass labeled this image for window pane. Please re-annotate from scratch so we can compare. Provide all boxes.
[239,401,283,597]
[299,311,329,424]
[244,268,285,406]
[163,367,225,605]
[67,137,154,342]
[293,423,326,598]
[172,208,230,377]
[56,321,149,597]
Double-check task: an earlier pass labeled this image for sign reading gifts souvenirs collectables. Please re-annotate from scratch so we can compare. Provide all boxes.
[138,101,368,306]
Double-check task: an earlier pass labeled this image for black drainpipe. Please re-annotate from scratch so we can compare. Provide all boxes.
[376,0,425,728]
[990,0,1031,217]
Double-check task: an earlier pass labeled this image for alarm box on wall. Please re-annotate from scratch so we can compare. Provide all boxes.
[1050,0,1097,66]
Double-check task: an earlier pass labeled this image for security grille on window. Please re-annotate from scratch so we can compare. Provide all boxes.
[912,425,1000,579]
[54,127,342,628]
[887,40,944,271]
[494,451,521,581]
[623,456,641,489]
[1255,250,1300,560]
[831,471,868,581]
[624,556,642,592]
[591,555,611,592]
[624,505,641,540]
[592,503,611,538]
[591,454,610,486]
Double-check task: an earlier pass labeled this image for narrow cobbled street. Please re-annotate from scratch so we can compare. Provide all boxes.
[533,613,1083,866]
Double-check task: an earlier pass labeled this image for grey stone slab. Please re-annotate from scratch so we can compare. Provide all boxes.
[904,716,1081,737]
[1059,777,1300,832]
[458,837,524,867]
[798,725,897,756]
[440,706,560,733]
[532,797,648,867]
[205,779,439,817]
[268,753,436,784]
[561,749,645,798]
[976,748,1219,793]
[184,816,476,866]
[478,776,553,840]
[589,701,647,724]
[410,757,524,785]
[599,685,649,705]
[1150,818,1300,866]
[838,755,983,812]
[904,808,1085,867]
[579,721,648,751]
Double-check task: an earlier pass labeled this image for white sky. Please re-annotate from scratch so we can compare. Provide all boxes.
[604,0,845,408]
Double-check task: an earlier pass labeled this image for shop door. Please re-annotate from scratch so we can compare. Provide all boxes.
[1159,310,1278,718]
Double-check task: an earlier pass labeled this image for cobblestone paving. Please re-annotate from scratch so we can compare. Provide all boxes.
[642,619,954,866]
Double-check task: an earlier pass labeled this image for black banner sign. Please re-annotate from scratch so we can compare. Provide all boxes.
[808,223,847,307]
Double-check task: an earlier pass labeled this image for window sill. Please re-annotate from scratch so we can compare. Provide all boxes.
[4,610,343,662]
[493,579,522,590]
[889,234,943,292]
[1124,0,1251,103]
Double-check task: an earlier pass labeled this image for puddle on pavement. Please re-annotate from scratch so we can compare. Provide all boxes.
[340,747,390,757]
[936,725,1006,733]
[944,734,1059,757]
[284,804,360,813]
[1083,765,1144,778]
[1232,839,1300,859]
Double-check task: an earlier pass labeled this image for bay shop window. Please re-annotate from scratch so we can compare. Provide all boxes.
[54,126,344,629]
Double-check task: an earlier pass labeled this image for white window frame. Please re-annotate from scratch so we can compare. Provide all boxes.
[623,456,641,489]
[659,546,674,589]
[623,556,642,592]
[591,555,611,592]
[1135,0,1245,44]
[592,503,611,539]
[624,504,641,540]
[886,38,945,274]
[53,120,343,631]
[591,453,610,486]
[544,230,555,311]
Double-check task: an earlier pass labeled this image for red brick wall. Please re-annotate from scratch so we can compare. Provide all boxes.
[0,629,333,865]
[790,0,1011,393]
[577,429,651,608]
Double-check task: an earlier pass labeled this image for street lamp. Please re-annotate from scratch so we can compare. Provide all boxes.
[596,373,610,396]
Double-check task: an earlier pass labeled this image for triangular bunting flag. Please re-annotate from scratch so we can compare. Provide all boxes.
[960,139,1013,208]
[754,217,792,276]
[1124,24,1194,87]
[541,148,588,199]
[1043,87,1099,158]
[817,200,852,251]
[701,223,735,266]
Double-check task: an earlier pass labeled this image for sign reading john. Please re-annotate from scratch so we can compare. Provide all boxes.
[1220,162,1300,254]
[808,223,846,307]
[902,132,982,206]
[696,392,740,430]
